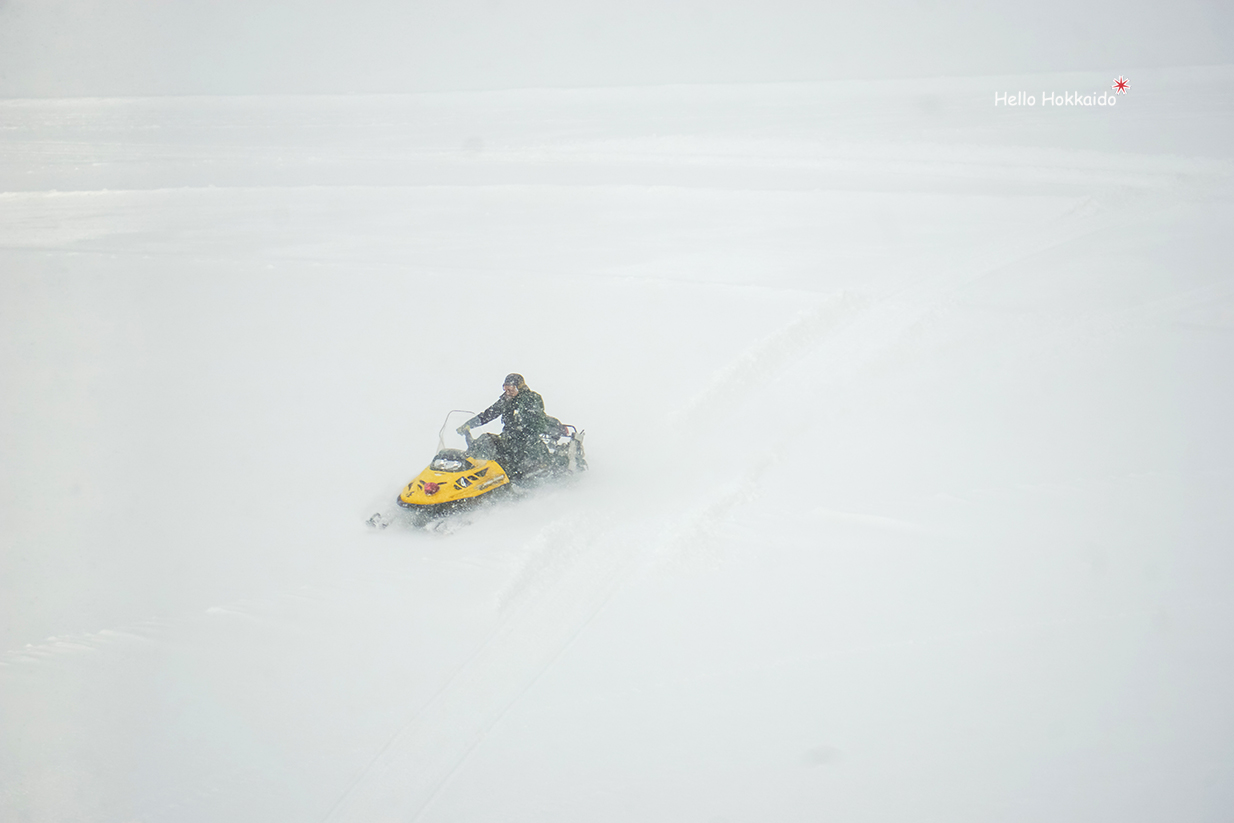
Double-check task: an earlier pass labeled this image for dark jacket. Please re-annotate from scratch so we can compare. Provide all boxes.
[467,388,549,440]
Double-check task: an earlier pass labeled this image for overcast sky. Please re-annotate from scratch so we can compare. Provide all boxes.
[1,0,1233,96]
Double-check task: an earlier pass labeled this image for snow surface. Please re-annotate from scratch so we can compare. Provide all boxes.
[3,67,1234,821]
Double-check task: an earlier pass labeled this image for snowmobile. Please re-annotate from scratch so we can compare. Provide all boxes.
[368,410,587,529]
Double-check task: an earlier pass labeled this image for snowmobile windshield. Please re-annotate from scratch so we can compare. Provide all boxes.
[430,451,472,472]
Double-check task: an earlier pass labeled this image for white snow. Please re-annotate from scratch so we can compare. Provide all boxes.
[3,67,1234,821]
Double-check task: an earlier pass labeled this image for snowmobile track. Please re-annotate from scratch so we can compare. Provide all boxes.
[322,511,634,822]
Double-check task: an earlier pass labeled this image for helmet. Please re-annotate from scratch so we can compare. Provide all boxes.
[503,373,526,388]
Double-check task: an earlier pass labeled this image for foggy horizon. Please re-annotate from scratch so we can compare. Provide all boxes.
[2,0,1233,98]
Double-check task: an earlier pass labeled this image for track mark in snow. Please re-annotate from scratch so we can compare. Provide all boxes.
[809,506,942,536]
[668,290,866,428]
[322,511,634,823]
[0,626,159,667]
[638,459,774,576]
[495,512,601,612]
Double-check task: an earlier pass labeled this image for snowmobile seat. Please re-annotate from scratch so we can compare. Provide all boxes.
[465,433,501,461]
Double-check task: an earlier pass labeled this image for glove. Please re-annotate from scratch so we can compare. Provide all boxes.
[456,423,471,435]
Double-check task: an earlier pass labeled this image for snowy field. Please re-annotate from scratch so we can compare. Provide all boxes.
[3,66,1234,821]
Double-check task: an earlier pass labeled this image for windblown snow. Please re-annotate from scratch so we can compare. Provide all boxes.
[3,68,1233,822]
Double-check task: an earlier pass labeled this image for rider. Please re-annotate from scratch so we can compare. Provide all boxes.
[457,373,551,478]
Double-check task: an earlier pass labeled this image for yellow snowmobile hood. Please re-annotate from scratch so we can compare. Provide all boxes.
[398,452,509,507]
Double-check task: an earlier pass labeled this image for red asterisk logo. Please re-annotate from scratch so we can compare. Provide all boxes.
[1113,76,1130,94]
